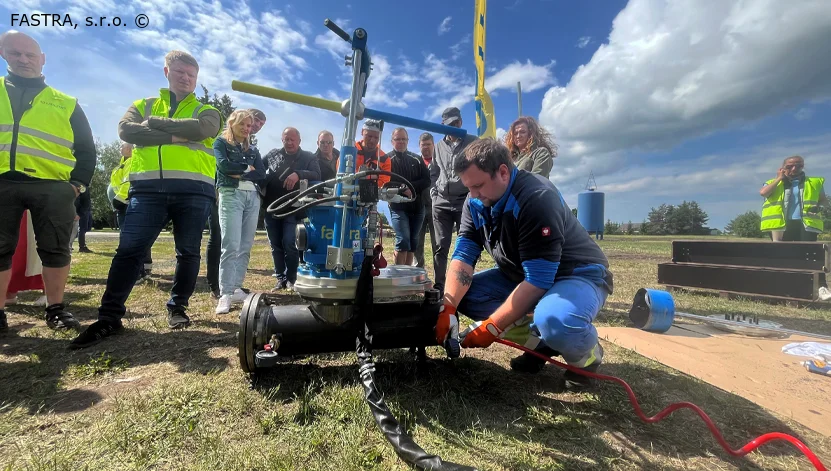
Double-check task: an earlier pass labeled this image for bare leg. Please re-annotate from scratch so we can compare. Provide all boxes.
[0,269,11,310]
[394,251,407,265]
[42,265,70,305]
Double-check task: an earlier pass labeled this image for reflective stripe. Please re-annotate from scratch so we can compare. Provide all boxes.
[192,104,204,118]
[18,125,74,149]
[172,141,213,153]
[131,169,214,185]
[762,201,782,208]
[761,215,783,221]
[14,144,76,167]
[0,124,11,132]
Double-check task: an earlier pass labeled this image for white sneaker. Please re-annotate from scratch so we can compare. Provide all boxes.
[231,288,248,304]
[33,295,48,307]
[215,295,232,314]
[819,286,831,302]
[286,281,295,292]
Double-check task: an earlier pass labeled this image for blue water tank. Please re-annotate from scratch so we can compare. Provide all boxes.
[578,189,605,234]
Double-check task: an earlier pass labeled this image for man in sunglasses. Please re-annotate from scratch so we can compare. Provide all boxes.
[760,155,830,300]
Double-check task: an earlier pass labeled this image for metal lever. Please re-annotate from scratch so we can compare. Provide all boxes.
[324,18,351,43]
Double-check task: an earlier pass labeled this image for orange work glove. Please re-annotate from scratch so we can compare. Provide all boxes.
[460,318,503,349]
[435,304,457,345]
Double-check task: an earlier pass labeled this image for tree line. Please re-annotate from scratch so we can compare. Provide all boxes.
[591,201,712,236]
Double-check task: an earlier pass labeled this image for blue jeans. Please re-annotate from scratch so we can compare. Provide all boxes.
[116,208,153,271]
[98,193,213,322]
[264,214,299,283]
[389,208,425,252]
[218,188,260,296]
[457,267,608,365]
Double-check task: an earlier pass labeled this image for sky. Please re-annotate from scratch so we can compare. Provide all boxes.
[2,0,831,229]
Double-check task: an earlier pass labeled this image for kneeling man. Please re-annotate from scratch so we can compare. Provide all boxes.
[435,138,613,390]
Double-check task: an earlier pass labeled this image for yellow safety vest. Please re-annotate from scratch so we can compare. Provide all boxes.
[761,177,824,232]
[110,156,131,203]
[129,89,217,187]
[0,78,76,181]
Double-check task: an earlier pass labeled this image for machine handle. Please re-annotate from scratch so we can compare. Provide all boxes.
[324,19,351,43]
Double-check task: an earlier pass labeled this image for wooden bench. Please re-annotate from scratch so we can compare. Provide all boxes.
[657,240,830,303]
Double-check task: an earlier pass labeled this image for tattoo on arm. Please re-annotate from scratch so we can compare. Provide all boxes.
[455,269,473,287]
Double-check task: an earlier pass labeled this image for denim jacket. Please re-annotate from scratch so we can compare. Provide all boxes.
[213,136,266,189]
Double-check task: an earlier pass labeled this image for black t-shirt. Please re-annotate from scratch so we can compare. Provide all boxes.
[458,169,612,292]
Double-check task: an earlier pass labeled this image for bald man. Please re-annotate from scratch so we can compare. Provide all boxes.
[0,31,97,333]
[261,127,320,290]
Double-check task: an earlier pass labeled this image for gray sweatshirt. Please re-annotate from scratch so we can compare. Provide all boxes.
[430,134,478,210]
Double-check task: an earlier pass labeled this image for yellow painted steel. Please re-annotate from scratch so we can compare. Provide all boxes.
[231,80,342,114]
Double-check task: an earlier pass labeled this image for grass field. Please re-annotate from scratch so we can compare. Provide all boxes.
[2,233,830,471]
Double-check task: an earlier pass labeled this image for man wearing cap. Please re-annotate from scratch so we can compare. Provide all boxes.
[356,119,390,188]
[0,31,97,332]
[430,107,478,292]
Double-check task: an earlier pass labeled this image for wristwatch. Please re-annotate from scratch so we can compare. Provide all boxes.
[71,182,87,194]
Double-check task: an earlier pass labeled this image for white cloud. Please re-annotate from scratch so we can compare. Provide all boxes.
[540,0,831,163]
[576,36,591,48]
[423,57,556,120]
[449,35,471,61]
[438,16,452,36]
[495,127,507,141]
[795,107,814,121]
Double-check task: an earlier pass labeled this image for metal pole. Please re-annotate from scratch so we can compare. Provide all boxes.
[676,311,831,342]
[517,81,522,117]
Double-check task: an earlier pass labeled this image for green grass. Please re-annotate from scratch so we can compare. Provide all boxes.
[1,233,830,470]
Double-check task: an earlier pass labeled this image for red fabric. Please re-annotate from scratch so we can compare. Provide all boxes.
[8,213,44,293]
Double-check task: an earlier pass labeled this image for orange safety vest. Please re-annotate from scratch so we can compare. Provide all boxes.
[355,141,390,188]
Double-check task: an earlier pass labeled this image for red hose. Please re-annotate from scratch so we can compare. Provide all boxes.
[495,338,828,471]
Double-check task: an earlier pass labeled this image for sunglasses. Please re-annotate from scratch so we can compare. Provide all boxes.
[786,164,804,169]
[319,140,334,145]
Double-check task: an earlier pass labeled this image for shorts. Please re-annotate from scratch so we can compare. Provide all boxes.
[0,179,77,270]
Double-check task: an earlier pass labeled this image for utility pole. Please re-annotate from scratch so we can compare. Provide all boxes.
[516,81,522,117]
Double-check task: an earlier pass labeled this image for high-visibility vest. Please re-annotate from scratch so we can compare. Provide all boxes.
[761,177,824,232]
[110,156,131,203]
[129,89,218,187]
[0,78,76,181]
[355,141,390,188]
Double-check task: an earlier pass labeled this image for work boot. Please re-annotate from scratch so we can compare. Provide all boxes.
[45,303,81,330]
[272,278,288,292]
[70,319,123,349]
[168,308,191,329]
[0,310,8,332]
[510,345,560,374]
[819,286,831,302]
[79,246,93,254]
[560,343,604,392]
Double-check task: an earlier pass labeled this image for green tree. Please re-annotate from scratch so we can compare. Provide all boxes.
[725,211,765,238]
[571,207,578,217]
[640,218,649,235]
[649,201,709,235]
[198,85,236,122]
[626,219,635,235]
[89,140,124,229]
[604,219,620,235]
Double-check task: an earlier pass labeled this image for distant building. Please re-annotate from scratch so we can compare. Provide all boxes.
[619,222,644,234]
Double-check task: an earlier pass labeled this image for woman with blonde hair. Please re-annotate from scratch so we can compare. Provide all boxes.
[213,109,265,314]
[503,116,557,178]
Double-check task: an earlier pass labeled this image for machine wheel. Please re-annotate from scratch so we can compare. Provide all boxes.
[238,292,263,373]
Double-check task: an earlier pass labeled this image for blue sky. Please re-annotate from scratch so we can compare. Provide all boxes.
[3,0,831,229]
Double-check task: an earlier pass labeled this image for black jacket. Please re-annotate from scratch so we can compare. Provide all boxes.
[388,150,430,213]
[315,148,340,183]
[261,147,321,205]
[1,71,97,186]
